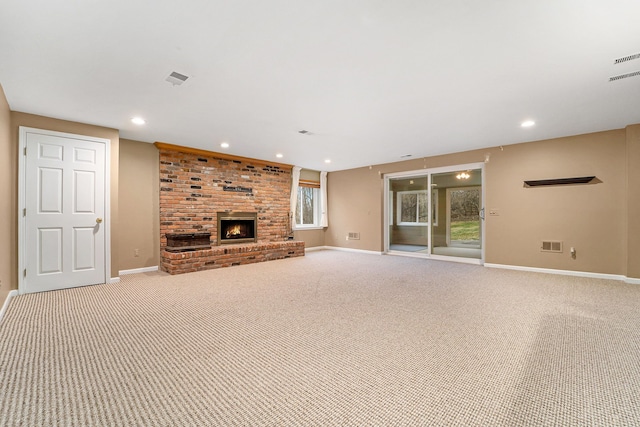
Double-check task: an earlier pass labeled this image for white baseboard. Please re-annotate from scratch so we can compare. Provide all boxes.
[484,263,637,283]
[119,266,159,276]
[109,277,121,284]
[304,246,328,253]
[321,246,383,256]
[625,277,640,285]
[0,290,19,325]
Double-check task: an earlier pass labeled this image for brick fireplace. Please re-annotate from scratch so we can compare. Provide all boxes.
[156,142,304,274]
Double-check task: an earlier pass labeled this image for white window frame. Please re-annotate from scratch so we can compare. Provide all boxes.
[294,186,321,229]
[396,189,438,226]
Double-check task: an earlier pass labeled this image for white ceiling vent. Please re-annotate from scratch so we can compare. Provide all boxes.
[609,70,640,82]
[166,71,189,86]
[613,53,640,64]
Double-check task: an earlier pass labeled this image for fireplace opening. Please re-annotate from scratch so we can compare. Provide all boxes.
[218,212,257,245]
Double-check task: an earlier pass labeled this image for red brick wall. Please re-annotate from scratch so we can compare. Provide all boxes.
[159,148,292,248]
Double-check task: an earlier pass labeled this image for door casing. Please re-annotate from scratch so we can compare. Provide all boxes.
[18,127,111,294]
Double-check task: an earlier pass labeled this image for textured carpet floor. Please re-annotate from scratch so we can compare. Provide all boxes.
[1,250,639,426]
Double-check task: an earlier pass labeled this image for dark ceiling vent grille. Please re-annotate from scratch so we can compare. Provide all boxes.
[613,53,640,65]
[609,70,640,82]
[166,71,189,86]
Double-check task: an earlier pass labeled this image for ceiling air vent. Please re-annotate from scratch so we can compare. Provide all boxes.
[609,70,640,82]
[166,71,189,86]
[613,53,640,65]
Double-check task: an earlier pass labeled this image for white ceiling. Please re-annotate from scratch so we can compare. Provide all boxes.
[1,0,639,172]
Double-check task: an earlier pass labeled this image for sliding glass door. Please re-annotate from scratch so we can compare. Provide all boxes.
[385,163,484,263]
[387,175,430,254]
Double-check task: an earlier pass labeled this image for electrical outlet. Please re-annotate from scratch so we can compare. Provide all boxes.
[134,249,140,257]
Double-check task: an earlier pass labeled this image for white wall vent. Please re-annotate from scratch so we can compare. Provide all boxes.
[347,232,360,240]
[541,240,563,253]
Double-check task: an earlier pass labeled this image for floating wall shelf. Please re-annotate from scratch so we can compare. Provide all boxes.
[524,176,596,187]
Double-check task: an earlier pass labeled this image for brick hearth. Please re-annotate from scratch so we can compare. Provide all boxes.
[156,142,304,274]
[162,241,305,274]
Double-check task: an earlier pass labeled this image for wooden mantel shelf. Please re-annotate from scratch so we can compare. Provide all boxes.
[524,176,597,187]
[154,141,293,170]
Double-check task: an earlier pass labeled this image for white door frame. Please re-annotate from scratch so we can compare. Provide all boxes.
[384,162,485,265]
[18,127,111,294]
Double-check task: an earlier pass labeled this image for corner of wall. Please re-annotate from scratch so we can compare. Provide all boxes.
[626,124,640,279]
[0,84,15,296]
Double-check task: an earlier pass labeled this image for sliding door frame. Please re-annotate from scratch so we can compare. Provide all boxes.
[384,162,485,264]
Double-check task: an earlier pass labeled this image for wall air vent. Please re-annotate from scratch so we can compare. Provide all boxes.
[347,232,360,240]
[609,71,640,82]
[613,53,640,64]
[541,241,563,253]
[166,71,189,86]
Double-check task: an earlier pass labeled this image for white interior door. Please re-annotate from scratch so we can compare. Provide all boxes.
[21,128,108,293]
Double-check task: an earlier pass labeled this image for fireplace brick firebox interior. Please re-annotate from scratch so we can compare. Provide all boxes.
[157,143,304,274]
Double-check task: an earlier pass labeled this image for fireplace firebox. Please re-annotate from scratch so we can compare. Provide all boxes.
[217,212,257,245]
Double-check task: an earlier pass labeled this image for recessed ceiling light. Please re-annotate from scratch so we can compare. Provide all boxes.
[276,153,283,158]
[220,142,229,148]
[324,159,331,164]
[131,117,146,125]
[521,120,535,127]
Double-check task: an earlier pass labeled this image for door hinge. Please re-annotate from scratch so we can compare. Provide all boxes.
[24,146,27,156]
[23,208,26,216]
[23,269,26,277]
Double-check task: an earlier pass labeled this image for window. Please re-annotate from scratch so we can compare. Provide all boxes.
[295,186,320,228]
[396,190,438,226]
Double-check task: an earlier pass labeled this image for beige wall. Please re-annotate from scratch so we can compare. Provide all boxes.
[327,128,635,277]
[300,169,320,182]
[0,85,12,302]
[118,139,159,271]
[10,112,120,282]
[627,124,640,279]
[485,130,626,275]
[293,229,325,247]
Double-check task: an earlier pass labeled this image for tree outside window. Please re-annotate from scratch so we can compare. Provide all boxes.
[296,186,318,226]
[397,190,437,226]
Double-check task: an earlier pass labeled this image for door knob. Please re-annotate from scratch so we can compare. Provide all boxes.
[96,218,103,224]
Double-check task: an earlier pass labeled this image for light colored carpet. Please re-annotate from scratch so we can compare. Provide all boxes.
[1,250,639,426]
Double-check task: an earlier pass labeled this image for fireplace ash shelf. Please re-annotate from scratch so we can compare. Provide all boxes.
[165,232,212,252]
